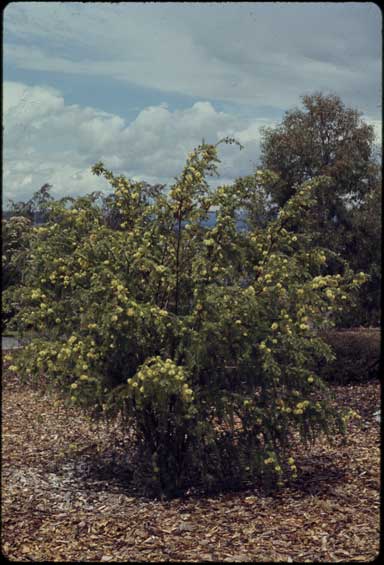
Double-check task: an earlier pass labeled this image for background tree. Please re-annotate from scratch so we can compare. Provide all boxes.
[260,92,381,325]
[2,216,32,330]
[7,183,54,223]
[342,180,381,326]
[2,184,54,331]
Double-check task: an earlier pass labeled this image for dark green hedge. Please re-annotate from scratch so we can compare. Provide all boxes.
[319,328,381,384]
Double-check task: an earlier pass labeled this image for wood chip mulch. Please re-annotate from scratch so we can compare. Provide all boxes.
[1,365,380,562]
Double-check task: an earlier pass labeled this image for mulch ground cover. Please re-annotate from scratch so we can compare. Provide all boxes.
[1,363,380,562]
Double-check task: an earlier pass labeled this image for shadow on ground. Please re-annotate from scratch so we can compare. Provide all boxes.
[57,445,347,502]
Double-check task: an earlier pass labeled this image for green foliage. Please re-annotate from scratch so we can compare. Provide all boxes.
[340,181,381,327]
[2,216,32,289]
[2,184,55,331]
[2,216,33,331]
[5,140,367,497]
[260,92,381,325]
[260,92,378,209]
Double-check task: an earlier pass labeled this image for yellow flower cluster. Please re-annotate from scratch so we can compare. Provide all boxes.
[188,165,202,180]
[287,456,297,477]
[155,265,167,273]
[259,341,272,353]
[342,409,362,423]
[244,286,255,297]
[31,289,42,300]
[311,276,330,289]
[128,357,194,403]
[293,400,310,415]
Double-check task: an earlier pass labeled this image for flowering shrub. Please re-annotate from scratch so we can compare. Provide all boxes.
[5,140,367,496]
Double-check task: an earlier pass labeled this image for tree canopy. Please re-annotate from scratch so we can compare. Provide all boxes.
[260,92,378,207]
[260,92,381,325]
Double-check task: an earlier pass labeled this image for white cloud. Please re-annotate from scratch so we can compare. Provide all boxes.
[4,2,381,115]
[5,78,381,206]
[3,3,380,206]
[3,81,278,205]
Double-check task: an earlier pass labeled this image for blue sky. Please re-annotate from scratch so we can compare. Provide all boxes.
[3,1,382,205]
